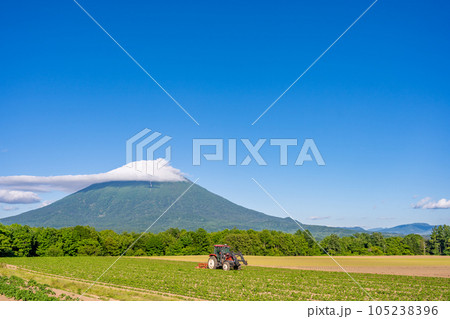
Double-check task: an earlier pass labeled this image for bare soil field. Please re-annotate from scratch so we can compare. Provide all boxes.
[141,255,450,278]
[0,295,14,301]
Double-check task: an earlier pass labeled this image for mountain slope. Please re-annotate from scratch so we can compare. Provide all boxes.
[0,181,360,238]
[368,223,436,235]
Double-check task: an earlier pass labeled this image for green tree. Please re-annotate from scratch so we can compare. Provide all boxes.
[386,237,411,255]
[403,234,426,255]
[0,224,13,257]
[46,245,64,257]
[35,228,61,256]
[192,228,211,254]
[10,224,34,257]
[99,230,121,256]
[321,234,341,255]
[370,232,386,253]
[77,239,102,256]
[145,234,164,256]
[0,233,12,257]
[429,225,450,255]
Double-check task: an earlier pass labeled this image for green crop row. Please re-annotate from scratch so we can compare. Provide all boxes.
[0,274,78,301]
[1,257,448,301]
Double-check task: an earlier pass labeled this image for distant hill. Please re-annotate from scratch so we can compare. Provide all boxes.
[368,223,436,235]
[0,181,361,239]
[341,226,366,232]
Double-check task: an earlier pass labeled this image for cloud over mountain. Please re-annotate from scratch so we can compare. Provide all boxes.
[0,160,186,193]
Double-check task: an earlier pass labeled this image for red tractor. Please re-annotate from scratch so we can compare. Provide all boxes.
[207,244,248,271]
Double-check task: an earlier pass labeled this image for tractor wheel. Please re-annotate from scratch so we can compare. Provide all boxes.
[208,256,217,269]
[222,261,231,271]
[235,265,242,270]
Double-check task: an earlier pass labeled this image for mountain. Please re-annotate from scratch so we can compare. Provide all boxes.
[341,226,366,232]
[368,223,436,235]
[0,181,361,239]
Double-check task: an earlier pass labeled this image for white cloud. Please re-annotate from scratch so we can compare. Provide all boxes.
[0,190,41,204]
[413,197,450,209]
[309,216,331,220]
[40,200,54,208]
[0,160,186,193]
[2,205,19,211]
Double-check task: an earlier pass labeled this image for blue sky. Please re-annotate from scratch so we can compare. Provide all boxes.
[0,0,449,228]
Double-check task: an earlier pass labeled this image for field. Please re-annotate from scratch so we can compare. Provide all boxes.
[1,256,449,301]
[0,274,78,301]
[142,255,450,278]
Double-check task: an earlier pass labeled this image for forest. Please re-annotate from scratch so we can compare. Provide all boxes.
[0,223,449,257]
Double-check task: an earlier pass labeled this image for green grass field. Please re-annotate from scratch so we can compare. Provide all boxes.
[142,255,450,277]
[1,257,449,301]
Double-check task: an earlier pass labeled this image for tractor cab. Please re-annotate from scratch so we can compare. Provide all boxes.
[213,244,230,256]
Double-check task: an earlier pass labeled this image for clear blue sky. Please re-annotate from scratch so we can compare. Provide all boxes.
[1,0,449,228]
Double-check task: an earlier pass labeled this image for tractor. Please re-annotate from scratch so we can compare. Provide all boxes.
[207,244,248,271]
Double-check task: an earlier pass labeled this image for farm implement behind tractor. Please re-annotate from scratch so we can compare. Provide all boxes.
[206,244,248,271]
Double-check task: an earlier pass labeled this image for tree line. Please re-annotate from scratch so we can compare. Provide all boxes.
[0,223,449,257]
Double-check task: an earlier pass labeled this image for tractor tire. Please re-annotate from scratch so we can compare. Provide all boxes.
[235,265,242,270]
[222,261,231,271]
[208,256,218,269]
